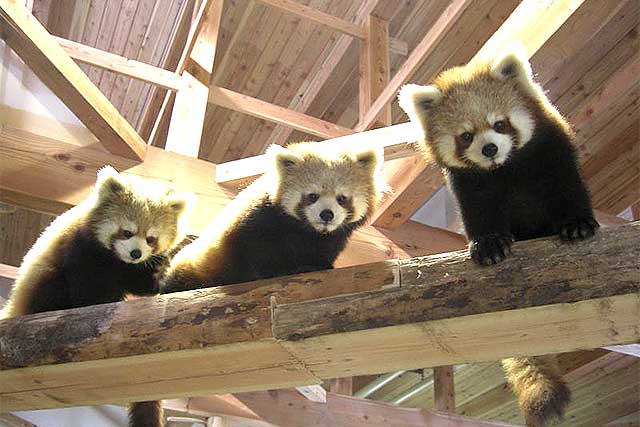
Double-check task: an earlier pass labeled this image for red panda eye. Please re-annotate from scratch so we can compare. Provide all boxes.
[460,132,474,143]
[493,120,507,133]
[122,230,134,238]
[146,236,157,244]
[308,193,319,203]
[337,195,348,206]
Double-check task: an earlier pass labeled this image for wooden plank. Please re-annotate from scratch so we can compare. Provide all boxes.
[164,0,225,158]
[0,413,38,427]
[359,14,390,128]
[371,0,586,229]
[54,36,184,90]
[207,85,355,140]
[434,366,455,413]
[215,122,420,187]
[354,0,473,132]
[295,385,327,403]
[0,0,147,160]
[0,223,637,411]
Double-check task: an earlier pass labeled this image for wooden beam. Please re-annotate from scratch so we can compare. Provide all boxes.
[54,36,184,91]
[208,86,355,140]
[0,118,465,265]
[434,366,455,413]
[0,413,38,427]
[359,15,391,128]
[0,222,637,411]
[215,122,420,187]
[254,0,407,56]
[354,0,473,132]
[164,0,224,158]
[0,0,146,160]
[371,0,585,230]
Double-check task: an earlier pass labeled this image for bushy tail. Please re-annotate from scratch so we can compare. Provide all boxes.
[501,356,571,427]
[129,401,163,427]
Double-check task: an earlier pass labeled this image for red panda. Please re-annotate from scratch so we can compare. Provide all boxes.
[128,142,386,427]
[1,166,193,319]
[161,141,386,293]
[397,45,594,426]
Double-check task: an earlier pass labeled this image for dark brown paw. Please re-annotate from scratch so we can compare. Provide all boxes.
[469,234,514,266]
[559,217,599,241]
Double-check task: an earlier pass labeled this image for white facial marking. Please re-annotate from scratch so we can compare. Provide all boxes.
[113,235,153,264]
[508,106,535,146]
[465,129,513,169]
[95,220,119,248]
[304,195,347,233]
[435,135,466,168]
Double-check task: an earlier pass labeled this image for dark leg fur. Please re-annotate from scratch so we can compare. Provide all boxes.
[129,401,163,427]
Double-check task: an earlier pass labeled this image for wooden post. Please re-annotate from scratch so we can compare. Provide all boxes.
[433,366,455,413]
[163,0,224,158]
[359,15,391,128]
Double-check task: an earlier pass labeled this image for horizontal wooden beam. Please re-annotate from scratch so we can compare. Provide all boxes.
[54,37,184,91]
[215,122,421,187]
[254,0,408,55]
[0,222,637,411]
[207,86,355,140]
[0,117,465,266]
[0,0,147,160]
[169,390,523,427]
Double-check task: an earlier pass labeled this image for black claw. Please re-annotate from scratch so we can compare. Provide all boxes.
[558,217,599,241]
[469,233,513,266]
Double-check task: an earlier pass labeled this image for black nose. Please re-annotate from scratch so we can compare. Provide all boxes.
[130,249,142,259]
[482,143,498,158]
[320,209,334,222]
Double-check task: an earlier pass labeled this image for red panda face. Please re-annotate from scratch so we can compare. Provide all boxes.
[90,166,194,263]
[267,144,384,233]
[398,45,542,170]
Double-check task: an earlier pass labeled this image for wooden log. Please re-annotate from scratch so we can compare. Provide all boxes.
[434,366,455,413]
[0,223,637,411]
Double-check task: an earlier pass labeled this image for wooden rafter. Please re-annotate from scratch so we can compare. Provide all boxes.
[54,36,184,91]
[207,86,355,140]
[254,0,407,55]
[1,222,637,411]
[359,14,391,128]
[0,0,147,160]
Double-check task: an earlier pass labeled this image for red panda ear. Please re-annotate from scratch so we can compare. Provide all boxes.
[96,165,125,200]
[490,43,532,82]
[165,192,196,215]
[355,148,382,173]
[398,84,442,134]
[266,144,300,175]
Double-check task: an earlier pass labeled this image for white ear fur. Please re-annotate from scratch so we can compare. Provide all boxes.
[397,84,442,128]
[490,43,532,82]
[165,192,197,216]
[265,144,300,175]
[95,165,125,200]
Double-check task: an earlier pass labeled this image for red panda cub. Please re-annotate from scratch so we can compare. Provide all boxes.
[0,166,193,319]
[127,143,385,427]
[398,45,597,426]
[161,141,385,293]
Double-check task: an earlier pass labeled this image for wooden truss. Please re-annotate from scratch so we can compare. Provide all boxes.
[0,0,638,425]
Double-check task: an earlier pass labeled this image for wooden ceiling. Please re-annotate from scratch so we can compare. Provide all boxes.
[1,0,638,426]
